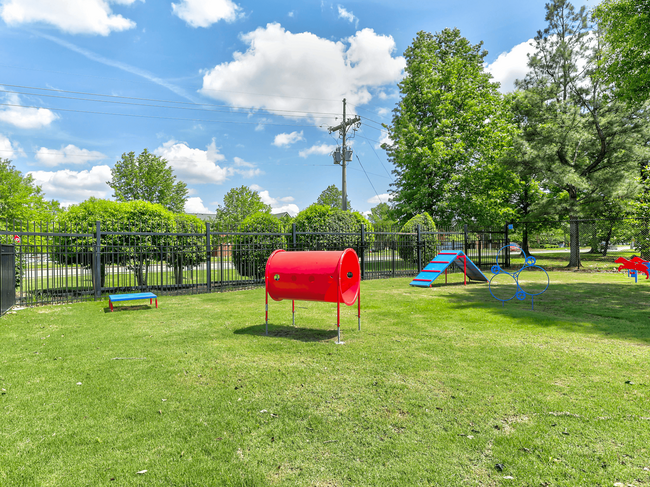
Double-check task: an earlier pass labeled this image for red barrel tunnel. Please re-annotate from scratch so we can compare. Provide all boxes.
[265,249,360,305]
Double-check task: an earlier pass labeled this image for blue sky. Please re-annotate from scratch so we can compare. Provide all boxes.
[0,0,593,216]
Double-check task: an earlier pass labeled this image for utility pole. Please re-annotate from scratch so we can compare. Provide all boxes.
[329,98,360,211]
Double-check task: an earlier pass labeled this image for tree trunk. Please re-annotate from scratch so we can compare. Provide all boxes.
[568,214,581,268]
[601,223,614,257]
[521,222,531,256]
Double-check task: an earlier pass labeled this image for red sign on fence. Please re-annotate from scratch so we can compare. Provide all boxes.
[13,235,20,243]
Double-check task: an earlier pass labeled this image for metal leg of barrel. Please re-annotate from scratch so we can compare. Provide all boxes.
[265,286,268,336]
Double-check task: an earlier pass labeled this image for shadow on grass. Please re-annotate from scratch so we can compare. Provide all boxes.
[103,304,156,313]
[235,324,339,342]
[441,280,650,343]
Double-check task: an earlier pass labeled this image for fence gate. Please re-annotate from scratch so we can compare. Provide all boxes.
[1,244,16,316]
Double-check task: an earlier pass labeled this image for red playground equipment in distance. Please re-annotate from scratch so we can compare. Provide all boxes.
[615,256,650,282]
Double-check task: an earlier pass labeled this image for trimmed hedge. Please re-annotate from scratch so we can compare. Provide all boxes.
[233,213,286,279]
[398,212,438,268]
[293,205,374,250]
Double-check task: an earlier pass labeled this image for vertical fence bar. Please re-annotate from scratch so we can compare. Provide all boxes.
[292,223,297,251]
[206,222,212,293]
[416,224,422,272]
[360,224,366,281]
[464,224,468,257]
[504,223,510,268]
[94,221,101,300]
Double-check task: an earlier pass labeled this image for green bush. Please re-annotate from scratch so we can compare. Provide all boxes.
[53,198,177,287]
[398,212,438,268]
[233,213,287,279]
[293,204,374,250]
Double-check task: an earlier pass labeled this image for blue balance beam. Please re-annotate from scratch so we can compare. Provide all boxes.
[109,292,158,312]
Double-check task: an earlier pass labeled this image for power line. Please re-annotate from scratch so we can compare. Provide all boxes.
[362,139,393,181]
[355,153,381,201]
[0,84,342,118]
[0,102,328,128]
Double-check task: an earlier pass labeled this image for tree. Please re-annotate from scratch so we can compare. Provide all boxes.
[316,184,352,210]
[593,0,650,104]
[634,163,650,259]
[398,212,438,268]
[109,149,188,213]
[384,28,518,227]
[513,0,647,267]
[213,186,271,228]
[0,158,59,225]
[368,202,396,227]
[53,198,178,288]
[232,213,286,279]
[293,204,374,250]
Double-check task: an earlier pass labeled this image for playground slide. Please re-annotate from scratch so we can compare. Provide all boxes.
[409,251,488,288]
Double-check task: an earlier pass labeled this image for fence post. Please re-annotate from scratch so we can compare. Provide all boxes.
[292,223,297,251]
[464,224,468,256]
[504,223,510,268]
[417,224,422,272]
[360,224,366,281]
[206,222,212,293]
[94,221,101,300]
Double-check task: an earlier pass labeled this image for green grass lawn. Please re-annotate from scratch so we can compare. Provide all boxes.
[1,271,649,486]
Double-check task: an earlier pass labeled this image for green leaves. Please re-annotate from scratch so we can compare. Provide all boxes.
[233,213,286,279]
[315,184,351,210]
[213,186,271,229]
[293,204,374,250]
[0,158,60,226]
[385,28,517,227]
[109,149,188,213]
[593,0,650,105]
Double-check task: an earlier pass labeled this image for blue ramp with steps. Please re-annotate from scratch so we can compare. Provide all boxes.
[409,251,488,287]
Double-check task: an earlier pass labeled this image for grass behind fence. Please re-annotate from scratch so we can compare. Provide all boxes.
[1,271,649,486]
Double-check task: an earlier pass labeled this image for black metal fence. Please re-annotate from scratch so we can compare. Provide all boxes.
[0,220,507,308]
[511,217,648,260]
[1,244,15,316]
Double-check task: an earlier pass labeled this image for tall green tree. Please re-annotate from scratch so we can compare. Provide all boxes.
[593,0,650,104]
[513,0,647,267]
[384,28,518,227]
[367,202,396,227]
[109,149,188,213]
[213,185,271,228]
[0,158,59,225]
[315,184,351,210]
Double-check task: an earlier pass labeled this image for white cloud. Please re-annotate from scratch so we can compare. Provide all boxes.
[35,144,106,167]
[201,23,404,123]
[337,5,357,26]
[377,107,389,117]
[185,196,213,213]
[154,139,262,184]
[232,156,262,178]
[273,131,304,147]
[154,139,229,184]
[0,92,58,129]
[485,39,535,93]
[299,143,336,158]
[376,129,393,150]
[28,165,112,205]
[366,193,393,205]
[0,133,24,159]
[257,188,299,216]
[0,0,138,36]
[172,0,240,28]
